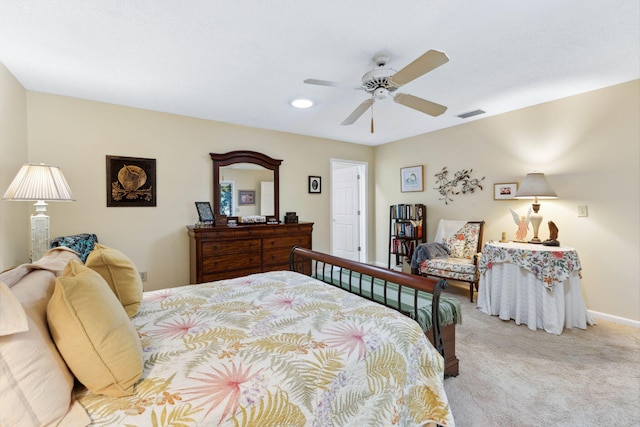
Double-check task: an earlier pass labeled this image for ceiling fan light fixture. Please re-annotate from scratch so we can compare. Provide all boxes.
[374,88,388,100]
[291,99,313,109]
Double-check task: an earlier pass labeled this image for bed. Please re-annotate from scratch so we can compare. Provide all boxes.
[0,246,454,427]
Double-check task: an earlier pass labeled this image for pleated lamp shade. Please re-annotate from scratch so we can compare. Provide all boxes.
[3,163,75,201]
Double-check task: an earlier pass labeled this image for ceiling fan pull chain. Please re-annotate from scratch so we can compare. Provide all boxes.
[370,105,375,133]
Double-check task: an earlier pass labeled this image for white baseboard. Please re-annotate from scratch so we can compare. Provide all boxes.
[588,310,640,328]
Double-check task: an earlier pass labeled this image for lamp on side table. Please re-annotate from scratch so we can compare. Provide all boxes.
[514,172,557,244]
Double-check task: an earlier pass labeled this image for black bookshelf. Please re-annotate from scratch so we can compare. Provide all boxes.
[388,204,426,269]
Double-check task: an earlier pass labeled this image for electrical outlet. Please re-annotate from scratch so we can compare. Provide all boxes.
[139,271,147,282]
[577,205,588,217]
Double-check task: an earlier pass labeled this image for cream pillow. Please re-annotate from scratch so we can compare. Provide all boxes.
[0,270,90,427]
[0,280,27,335]
[47,260,143,397]
[85,243,143,317]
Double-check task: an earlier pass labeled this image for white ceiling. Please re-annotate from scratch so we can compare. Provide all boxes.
[0,1,638,146]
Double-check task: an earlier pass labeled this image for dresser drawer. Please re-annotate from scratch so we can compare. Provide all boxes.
[200,266,262,283]
[263,246,297,267]
[202,252,261,274]
[202,238,260,256]
[263,235,311,250]
[263,263,290,272]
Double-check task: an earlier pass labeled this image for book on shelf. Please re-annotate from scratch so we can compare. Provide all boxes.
[390,238,417,258]
[393,220,423,239]
[391,204,424,220]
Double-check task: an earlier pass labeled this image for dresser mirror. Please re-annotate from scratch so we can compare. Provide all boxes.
[211,151,282,221]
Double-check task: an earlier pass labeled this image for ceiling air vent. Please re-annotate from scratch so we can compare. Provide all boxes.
[457,109,485,119]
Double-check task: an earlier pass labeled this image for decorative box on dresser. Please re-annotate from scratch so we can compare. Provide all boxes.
[188,222,313,284]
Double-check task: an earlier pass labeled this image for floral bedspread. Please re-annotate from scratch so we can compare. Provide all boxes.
[76,270,453,426]
[478,242,582,290]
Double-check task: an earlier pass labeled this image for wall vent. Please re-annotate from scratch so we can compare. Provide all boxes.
[457,109,486,119]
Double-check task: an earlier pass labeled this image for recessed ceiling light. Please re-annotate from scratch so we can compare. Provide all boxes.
[291,99,313,108]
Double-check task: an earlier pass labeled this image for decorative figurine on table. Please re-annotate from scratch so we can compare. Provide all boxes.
[543,221,560,246]
[510,207,532,242]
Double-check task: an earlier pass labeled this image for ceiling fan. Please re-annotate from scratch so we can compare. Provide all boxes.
[304,50,449,132]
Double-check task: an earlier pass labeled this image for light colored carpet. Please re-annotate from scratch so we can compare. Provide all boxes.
[442,283,640,427]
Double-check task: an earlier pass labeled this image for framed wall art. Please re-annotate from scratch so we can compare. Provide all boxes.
[494,182,518,200]
[195,201,214,223]
[400,165,424,192]
[309,176,321,193]
[238,190,255,205]
[106,155,156,207]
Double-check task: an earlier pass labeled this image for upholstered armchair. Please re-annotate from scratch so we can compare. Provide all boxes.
[411,220,485,302]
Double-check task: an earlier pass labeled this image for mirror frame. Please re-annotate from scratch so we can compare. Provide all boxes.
[211,150,282,221]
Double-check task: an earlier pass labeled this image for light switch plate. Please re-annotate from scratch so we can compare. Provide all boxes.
[577,205,588,217]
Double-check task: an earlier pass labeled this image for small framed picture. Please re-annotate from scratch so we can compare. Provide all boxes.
[494,183,518,200]
[195,201,214,222]
[309,176,321,194]
[238,190,255,205]
[400,165,424,192]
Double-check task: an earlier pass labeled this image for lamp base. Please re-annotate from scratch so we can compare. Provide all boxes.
[31,210,50,262]
[528,202,543,245]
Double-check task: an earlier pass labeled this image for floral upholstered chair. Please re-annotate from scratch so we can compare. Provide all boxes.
[411,220,485,302]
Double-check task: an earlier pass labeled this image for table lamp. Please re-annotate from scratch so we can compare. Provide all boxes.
[514,172,557,244]
[3,163,75,261]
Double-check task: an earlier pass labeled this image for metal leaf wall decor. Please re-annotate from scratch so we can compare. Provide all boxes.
[434,166,485,204]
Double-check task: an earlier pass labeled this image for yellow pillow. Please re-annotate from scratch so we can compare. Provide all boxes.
[85,243,143,317]
[47,260,143,397]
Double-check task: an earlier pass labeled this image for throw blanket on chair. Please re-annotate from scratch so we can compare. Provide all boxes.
[411,242,451,269]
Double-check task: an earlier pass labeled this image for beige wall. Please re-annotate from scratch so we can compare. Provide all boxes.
[0,62,29,268]
[20,92,375,290]
[374,80,640,322]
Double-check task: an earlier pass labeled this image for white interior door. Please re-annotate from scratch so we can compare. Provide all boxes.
[331,160,366,262]
[260,181,274,216]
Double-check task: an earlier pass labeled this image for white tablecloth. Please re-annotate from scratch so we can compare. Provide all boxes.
[477,262,595,334]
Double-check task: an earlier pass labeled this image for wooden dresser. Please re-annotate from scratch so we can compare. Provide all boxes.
[187,222,313,283]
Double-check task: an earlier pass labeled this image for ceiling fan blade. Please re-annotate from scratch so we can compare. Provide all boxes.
[341,99,374,125]
[390,50,449,86]
[304,79,363,90]
[304,78,342,87]
[394,93,447,117]
[304,78,358,89]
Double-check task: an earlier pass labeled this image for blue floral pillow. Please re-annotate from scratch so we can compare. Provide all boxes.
[50,234,99,263]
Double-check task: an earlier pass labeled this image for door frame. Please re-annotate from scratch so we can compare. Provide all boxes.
[330,159,367,263]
